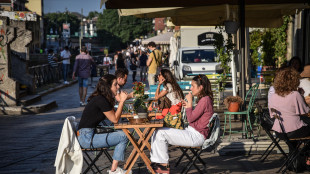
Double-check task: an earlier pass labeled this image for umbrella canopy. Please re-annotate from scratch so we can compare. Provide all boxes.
[142,32,174,45]
[118,4,309,27]
[101,0,309,9]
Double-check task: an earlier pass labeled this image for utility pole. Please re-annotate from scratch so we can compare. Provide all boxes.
[79,8,83,51]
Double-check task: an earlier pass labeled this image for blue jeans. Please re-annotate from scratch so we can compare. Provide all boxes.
[63,64,70,81]
[77,128,128,161]
[78,77,88,87]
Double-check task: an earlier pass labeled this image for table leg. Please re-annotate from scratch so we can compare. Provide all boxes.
[124,128,151,169]
[122,128,156,174]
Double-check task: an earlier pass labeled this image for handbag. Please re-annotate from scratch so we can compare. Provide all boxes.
[159,96,171,109]
[164,112,183,129]
[95,126,115,134]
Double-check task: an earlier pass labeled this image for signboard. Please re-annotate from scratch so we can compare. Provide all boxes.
[0,11,37,21]
[197,32,219,46]
[62,23,70,38]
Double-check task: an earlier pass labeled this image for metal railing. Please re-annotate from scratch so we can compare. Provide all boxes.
[28,62,63,88]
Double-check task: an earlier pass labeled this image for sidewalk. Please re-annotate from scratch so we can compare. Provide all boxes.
[0,69,306,174]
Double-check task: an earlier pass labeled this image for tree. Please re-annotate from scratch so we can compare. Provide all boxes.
[96,9,153,51]
[44,12,80,36]
[87,11,100,19]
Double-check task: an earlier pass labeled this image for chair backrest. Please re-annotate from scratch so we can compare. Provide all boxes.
[245,83,259,113]
[202,114,220,151]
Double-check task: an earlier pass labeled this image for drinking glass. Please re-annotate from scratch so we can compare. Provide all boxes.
[128,104,134,115]
[152,101,158,117]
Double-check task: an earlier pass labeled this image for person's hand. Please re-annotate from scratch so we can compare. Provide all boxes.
[181,99,192,108]
[185,92,193,103]
[119,91,128,102]
[158,78,165,85]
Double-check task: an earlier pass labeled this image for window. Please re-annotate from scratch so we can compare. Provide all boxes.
[182,49,216,63]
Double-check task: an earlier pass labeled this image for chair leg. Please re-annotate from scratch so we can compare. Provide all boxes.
[222,114,227,138]
[181,149,205,174]
[246,113,254,139]
[82,156,97,174]
[83,151,103,174]
[229,114,232,141]
[175,148,189,167]
[180,148,203,174]
[103,149,113,163]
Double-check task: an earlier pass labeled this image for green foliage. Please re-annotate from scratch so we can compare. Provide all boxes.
[214,26,234,91]
[87,11,100,19]
[249,16,291,67]
[96,9,153,51]
[44,12,80,35]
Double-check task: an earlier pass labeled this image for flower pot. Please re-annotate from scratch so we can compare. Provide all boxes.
[228,102,240,112]
[224,21,239,34]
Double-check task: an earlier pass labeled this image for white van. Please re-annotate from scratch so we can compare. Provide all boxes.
[173,46,222,80]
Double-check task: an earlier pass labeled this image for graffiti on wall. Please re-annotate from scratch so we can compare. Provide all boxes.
[0,11,37,21]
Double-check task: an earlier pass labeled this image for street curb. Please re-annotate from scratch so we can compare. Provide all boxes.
[37,80,78,97]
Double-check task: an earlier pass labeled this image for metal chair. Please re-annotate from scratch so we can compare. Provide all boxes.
[68,117,113,174]
[258,108,287,162]
[222,84,259,141]
[270,108,310,173]
[174,114,220,174]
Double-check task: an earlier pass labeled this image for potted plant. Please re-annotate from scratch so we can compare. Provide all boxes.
[223,96,243,112]
[132,82,149,118]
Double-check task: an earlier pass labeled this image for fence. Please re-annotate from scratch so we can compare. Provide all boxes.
[28,62,63,88]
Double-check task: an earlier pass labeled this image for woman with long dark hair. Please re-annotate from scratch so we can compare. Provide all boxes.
[77,74,130,174]
[116,53,126,70]
[150,74,214,173]
[154,69,184,119]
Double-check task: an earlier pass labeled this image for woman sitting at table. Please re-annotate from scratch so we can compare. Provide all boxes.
[77,74,130,174]
[150,74,214,173]
[154,69,184,119]
[269,67,310,139]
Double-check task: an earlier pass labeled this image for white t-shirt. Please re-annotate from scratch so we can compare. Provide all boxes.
[61,50,71,64]
[103,57,110,65]
[299,78,310,97]
[163,83,181,105]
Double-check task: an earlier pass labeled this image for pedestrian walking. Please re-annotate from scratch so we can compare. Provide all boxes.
[48,49,59,82]
[147,41,162,86]
[130,52,138,82]
[139,51,148,82]
[116,53,127,70]
[60,46,71,84]
[72,46,94,106]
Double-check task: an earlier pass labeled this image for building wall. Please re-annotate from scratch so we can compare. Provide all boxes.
[25,0,43,16]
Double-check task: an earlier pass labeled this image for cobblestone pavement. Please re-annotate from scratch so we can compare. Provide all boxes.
[0,70,308,174]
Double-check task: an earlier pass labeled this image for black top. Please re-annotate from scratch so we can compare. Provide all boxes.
[117,58,126,69]
[139,54,147,66]
[78,95,113,129]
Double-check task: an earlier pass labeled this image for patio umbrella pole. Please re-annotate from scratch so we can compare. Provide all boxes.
[239,0,247,139]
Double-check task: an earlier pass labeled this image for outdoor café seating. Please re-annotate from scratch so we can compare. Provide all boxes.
[222,84,259,141]
[68,116,113,174]
[174,114,220,174]
[271,108,310,173]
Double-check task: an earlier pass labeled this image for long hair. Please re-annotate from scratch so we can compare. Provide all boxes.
[161,69,184,99]
[192,74,213,103]
[274,67,300,97]
[87,74,116,106]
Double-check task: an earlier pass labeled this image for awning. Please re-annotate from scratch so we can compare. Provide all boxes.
[101,0,309,9]
[118,4,309,28]
[142,32,174,45]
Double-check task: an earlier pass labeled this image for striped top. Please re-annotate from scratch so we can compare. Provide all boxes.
[73,53,93,78]
[48,53,58,67]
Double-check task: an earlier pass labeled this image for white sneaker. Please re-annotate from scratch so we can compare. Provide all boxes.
[64,81,69,84]
[107,167,132,174]
[79,101,83,106]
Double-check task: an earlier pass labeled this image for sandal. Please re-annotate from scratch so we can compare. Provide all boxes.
[151,163,170,174]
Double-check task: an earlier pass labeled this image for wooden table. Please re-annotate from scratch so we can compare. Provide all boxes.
[114,118,164,174]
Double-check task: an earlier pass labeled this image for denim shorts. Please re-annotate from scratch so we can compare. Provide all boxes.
[78,77,88,87]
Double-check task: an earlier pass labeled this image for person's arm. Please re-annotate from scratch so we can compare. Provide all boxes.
[154,80,168,100]
[72,57,79,80]
[104,91,128,123]
[185,96,208,123]
[147,55,153,66]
